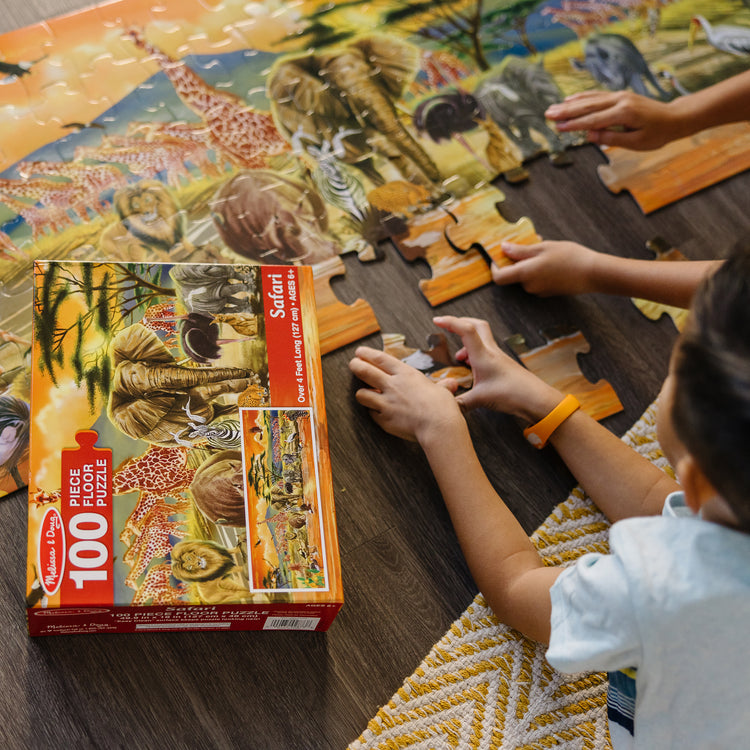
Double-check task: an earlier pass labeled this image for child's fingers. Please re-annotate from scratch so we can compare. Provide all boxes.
[351,346,403,375]
[545,91,617,120]
[490,260,526,286]
[500,241,540,261]
[434,316,497,358]
[436,377,461,395]
[353,384,382,412]
[453,345,469,364]
[348,350,393,391]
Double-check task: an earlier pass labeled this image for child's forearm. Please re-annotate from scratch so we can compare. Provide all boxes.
[671,69,750,137]
[546,406,680,521]
[590,255,720,308]
[417,418,560,644]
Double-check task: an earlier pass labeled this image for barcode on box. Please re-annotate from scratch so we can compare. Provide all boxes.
[263,616,320,631]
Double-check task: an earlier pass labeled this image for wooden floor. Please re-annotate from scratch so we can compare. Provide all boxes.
[2,3,749,748]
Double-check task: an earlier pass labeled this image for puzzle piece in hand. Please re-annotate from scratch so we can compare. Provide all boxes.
[382,332,473,389]
[313,256,380,355]
[597,121,750,214]
[506,326,623,422]
[390,185,540,306]
[630,237,689,331]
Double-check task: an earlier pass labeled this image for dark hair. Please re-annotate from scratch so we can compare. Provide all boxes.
[0,395,30,486]
[672,246,750,530]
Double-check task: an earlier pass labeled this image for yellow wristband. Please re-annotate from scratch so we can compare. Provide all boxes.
[523,394,581,449]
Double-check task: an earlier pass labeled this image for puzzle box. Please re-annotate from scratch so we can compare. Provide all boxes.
[26,260,342,635]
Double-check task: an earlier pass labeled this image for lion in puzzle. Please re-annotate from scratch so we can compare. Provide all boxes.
[170,539,257,604]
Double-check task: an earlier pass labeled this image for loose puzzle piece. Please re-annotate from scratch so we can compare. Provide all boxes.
[390,184,540,306]
[313,257,380,356]
[381,332,473,389]
[506,326,623,422]
[597,122,750,214]
[630,237,689,331]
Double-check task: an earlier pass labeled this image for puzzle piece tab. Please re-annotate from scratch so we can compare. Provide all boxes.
[630,237,689,331]
[597,122,750,214]
[390,185,539,306]
[381,331,472,389]
[313,256,380,355]
[506,327,622,422]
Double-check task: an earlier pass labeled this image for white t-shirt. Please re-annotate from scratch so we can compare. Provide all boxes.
[546,492,750,749]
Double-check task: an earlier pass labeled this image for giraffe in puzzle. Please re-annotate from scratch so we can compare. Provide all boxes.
[74,136,199,189]
[113,445,196,498]
[140,301,178,347]
[16,160,130,211]
[0,177,92,223]
[113,445,196,539]
[126,121,225,177]
[0,227,25,259]
[0,192,74,239]
[120,497,191,545]
[131,563,186,605]
[125,28,290,169]
[124,519,188,589]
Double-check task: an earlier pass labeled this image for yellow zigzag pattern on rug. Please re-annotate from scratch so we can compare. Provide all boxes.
[349,402,670,749]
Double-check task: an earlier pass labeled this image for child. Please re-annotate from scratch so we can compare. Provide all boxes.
[490,238,721,305]
[545,69,750,151]
[348,247,750,747]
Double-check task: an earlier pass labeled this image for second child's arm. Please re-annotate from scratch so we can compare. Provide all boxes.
[545,69,750,151]
[493,240,720,308]
[435,316,681,520]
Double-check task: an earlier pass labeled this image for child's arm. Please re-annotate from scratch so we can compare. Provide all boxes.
[493,240,720,308]
[546,90,686,150]
[545,70,750,151]
[435,316,681,521]
[349,344,562,644]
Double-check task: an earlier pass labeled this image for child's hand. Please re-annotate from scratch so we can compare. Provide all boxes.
[545,91,683,151]
[433,316,562,422]
[492,240,598,297]
[349,346,464,443]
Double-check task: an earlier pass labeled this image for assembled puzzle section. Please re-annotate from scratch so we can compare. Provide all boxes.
[506,327,623,422]
[390,185,540,306]
[27,261,343,635]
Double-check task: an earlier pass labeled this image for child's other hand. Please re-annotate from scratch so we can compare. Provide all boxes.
[491,240,598,297]
[545,90,683,151]
[433,316,562,422]
[349,346,464,443]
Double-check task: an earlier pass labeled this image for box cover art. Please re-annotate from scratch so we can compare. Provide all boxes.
[26,261,342,635]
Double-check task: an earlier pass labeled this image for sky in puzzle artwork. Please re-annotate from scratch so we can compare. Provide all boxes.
[0,0,306,173]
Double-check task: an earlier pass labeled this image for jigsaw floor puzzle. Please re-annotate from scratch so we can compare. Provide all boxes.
[0,0,749,502]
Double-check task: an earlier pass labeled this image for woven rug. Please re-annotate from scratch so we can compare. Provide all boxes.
[349,402,673,750]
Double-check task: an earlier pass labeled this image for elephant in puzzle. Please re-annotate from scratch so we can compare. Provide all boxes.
[571,33,672,100]
[473,57,580,162]
[107,324,257,446]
